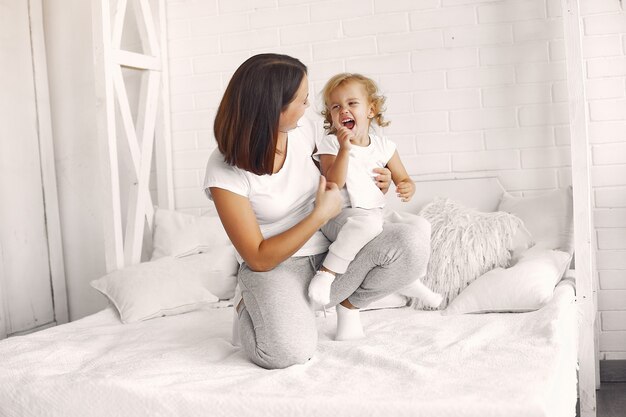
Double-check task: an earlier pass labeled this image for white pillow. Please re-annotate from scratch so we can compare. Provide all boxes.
[416,198,531,309]
[498,187,574,254]
[177,252,238,300]
[151,208,233,259]
[444,248,572,315]
[91,257,219,323]
[150,208,239,299]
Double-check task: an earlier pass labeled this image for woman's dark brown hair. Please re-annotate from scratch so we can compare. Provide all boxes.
[214,53,307,175]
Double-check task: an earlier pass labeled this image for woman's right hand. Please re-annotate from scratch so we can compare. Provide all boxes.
[314,176,342,224]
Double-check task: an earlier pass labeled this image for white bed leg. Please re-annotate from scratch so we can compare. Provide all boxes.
[559,0,598,414]
[578,298,598,417]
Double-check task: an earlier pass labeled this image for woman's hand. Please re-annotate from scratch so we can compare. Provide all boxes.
[212,180,341,272]
[314,176,342,224]
[373,167,392,194]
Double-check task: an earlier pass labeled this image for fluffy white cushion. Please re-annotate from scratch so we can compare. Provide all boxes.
[91,257,219,324]
[498,187,574,254]
[151,208,233,259]
[444,247,572,315]
[416,198,531,309]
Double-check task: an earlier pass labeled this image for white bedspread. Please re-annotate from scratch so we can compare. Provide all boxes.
[0,281,578,417]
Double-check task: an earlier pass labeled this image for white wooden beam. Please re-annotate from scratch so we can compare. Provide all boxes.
[0,243,8,339]
[132,70,156,231]
[112,64,142,170]
[560,0,598,416]
[154,0,175,210]
[92,0,125,273]
[124,70,160,265]
[112,49,161,70]
[133,0,160,57]
[111,65,155,228]
[111,0,128,50]
[28,0,69,324]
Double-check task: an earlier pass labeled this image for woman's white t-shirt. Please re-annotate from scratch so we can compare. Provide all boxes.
[203,121,330,259]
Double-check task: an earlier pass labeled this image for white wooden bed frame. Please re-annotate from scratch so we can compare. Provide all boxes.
[90,0,599,415]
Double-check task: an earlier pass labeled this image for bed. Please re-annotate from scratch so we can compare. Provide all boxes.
[0,177,582,417]
[0,281,577,417]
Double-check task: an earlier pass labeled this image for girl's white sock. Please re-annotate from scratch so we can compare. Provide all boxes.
[336,303,365,341]
[400,280,443,308]
[308,270,335,306]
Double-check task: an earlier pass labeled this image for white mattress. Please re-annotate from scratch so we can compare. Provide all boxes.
[0,280,578,417]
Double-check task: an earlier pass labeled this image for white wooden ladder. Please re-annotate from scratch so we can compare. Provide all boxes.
[92,0,174,272]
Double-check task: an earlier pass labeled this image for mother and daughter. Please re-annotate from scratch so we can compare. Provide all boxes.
[204,53,437,369]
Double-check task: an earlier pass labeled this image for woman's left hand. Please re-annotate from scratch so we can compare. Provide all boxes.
[373,167,392,194]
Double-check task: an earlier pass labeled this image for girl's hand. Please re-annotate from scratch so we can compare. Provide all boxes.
[372,167,392,194]
[336,126,354,151]
[314,176,342,223]
[396,180,415,202]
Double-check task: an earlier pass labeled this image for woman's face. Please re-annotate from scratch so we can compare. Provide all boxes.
[278,75,310,133]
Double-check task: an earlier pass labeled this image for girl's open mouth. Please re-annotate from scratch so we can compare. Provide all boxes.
[342,118,355,129]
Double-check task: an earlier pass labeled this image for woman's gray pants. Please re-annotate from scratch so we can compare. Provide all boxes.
[236,221,430,369]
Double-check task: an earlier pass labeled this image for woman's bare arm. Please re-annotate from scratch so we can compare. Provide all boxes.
[210,176,342,272]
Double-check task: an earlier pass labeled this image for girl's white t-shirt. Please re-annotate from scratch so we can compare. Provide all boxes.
[314,132,396,209]
[203,122,330,259]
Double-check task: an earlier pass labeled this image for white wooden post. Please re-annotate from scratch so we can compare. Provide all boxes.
[560,0,598,416]
[123,70,160,264]
[155,0,174,210]
[92,0,126,272]
[92,0,173,270]
[0,244,8,339]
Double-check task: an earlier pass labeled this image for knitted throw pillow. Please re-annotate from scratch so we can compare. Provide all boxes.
[414,198,528,310]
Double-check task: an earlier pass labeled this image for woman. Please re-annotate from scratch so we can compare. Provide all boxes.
[204,53,430,369]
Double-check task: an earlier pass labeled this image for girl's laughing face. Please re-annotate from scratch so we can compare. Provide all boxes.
[327,81,374,142]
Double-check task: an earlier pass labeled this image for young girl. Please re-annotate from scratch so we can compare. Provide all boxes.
[308,73,442,328]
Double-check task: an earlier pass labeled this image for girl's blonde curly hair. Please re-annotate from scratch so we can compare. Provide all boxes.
[320,73,390,135]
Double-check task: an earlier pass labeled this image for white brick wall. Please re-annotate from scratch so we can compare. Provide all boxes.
[584,0,626,359]
[165,0,626,358]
